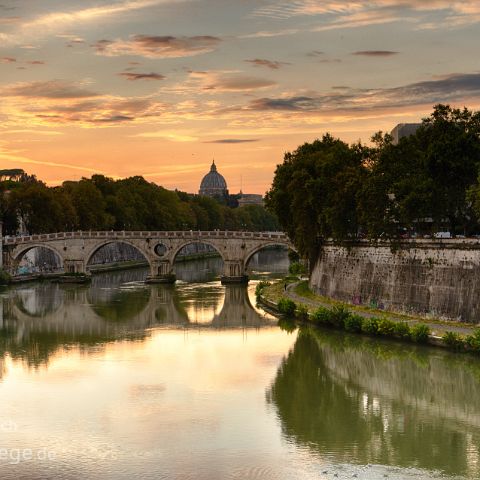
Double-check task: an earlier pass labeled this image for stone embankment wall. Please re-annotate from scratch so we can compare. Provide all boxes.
[309,240,480,323]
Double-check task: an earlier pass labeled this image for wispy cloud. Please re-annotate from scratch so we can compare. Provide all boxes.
[1,80,167,126]
[94,35,221,58]
[204,138,259,143]
[245,58,290,70]
[251,1,480,29]
[248,72,480,113]
[0,15,20,24]
[134,131,198,141]
[0,148,106,174]
[191,71,277,92]
[352,50,399,56]
[2,80,99,99]
[118,72,166,81]
[2,0,187,45]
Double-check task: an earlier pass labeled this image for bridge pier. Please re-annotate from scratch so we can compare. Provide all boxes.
[221,260,249,285]
[146,260,176,284]
[64,259,87,274]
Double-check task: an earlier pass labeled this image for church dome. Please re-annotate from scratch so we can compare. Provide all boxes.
[199,160,228,197]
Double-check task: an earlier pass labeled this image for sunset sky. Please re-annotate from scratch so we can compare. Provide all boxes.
[1,0,480,194]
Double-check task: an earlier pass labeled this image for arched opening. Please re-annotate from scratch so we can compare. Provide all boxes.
[14,245,63,276]
[172,241,224,283]
[245,243,294,279]
[86,241,150,276]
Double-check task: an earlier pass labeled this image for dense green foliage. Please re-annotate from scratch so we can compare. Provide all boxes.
[293,301,433,345]
[266,104,480,260]
[0,174,279,234]
[277,298,297,316]
[288,261,306,275]
[0,268,11,285]
[255,281,272,298]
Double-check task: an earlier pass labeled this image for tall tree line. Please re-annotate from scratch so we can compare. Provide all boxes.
[0,174,279,234]
[265,104,480,261]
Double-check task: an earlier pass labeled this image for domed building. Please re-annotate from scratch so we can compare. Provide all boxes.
[199,160,229,198]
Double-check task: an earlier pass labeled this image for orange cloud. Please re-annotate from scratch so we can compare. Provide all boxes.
[94,35,221,58]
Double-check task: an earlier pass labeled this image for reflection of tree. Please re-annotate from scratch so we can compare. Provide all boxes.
[267,327,480,478]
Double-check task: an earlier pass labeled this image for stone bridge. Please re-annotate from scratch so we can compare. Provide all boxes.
[1,230,294,283]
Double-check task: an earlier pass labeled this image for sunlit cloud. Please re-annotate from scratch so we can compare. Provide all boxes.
[1,80,99,99]
[239,28,299,39]
[1,129,63,135]
[247,73,480,113]
[1,0,189,45]
[0,81,167,127]
[94,35,221,59]
[191,71,277,92]
[134,131,198,142]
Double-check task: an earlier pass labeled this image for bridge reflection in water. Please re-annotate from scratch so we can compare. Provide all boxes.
[0,267,276,369]
[268,326,480,479]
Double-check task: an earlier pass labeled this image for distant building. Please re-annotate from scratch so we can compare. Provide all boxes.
[199,160,229,198]
[237,193,264,207]
[390,123,421,145]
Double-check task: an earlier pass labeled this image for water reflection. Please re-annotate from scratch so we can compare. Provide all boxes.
[175,256,223,282]
[268,326,480,478]
[0,268,275,369]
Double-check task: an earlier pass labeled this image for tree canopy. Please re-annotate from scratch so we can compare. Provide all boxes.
[0,174,279,235]
[266,105,480,260]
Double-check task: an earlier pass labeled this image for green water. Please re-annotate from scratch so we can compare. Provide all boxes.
[0,253,479,479]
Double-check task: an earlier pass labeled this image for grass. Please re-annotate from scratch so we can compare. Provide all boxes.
[292,280,479,332]
[259,278,480,353]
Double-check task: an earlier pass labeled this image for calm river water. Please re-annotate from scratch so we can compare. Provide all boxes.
[1,251,480,479]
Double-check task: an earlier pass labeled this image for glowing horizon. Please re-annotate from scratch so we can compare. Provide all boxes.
[2,1,480,194]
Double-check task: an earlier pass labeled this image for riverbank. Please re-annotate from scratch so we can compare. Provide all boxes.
[257,278,480,353]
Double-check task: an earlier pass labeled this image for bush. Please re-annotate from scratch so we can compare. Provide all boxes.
[361,317,379,335]
[329,305,350,328]
[344,314,363,332]
[465,329,480,352]
[393,322,411,340]
[410,324,430,343]
[442,331,465,351]
[0,269,11,285]
[255,281,271,298]
[295,304,309,321]
[377,318,396,337]
[277,298,296,317]
[312,306,331,325]
[289,261,306,275]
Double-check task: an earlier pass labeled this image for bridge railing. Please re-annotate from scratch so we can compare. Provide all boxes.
[2,230,290,245]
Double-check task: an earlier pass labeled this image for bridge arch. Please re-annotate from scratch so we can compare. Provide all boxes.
[243,241,296,269]
[12,244,65,270]
[84,240,152,270]
[171,240,226,264]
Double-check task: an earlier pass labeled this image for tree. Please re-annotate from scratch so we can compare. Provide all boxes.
[265,134,368,261]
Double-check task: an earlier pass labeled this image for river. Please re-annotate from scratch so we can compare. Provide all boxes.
[1,250,480,479]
